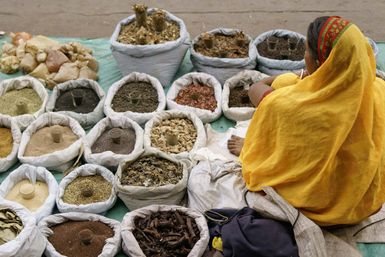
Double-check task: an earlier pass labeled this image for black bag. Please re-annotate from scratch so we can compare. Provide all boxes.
[205,207,299,257]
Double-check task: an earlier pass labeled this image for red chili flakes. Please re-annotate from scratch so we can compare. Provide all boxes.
[174,83,217,112]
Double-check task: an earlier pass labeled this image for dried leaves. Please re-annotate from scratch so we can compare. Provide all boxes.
[194,31,250,58]
[120,156,183,187]
[0,209,23,246]
[175,83,217,111]
[151,118,197,154]
[133,210,200,257]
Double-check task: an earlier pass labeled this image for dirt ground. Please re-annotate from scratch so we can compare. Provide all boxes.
[1,0,384,41]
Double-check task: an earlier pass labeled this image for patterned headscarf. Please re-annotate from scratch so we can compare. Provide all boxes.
[317,16,351,64]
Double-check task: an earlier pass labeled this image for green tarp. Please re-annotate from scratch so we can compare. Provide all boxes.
[0,36,384,257]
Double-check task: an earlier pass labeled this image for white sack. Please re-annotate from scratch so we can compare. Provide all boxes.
[0,117,21,172]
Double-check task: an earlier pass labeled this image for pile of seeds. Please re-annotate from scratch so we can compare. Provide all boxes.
[24,125,79,157]
[150,118,197,154]
[111,82,158,113]
[118,4,180,45]
[0,88,42,116]
[257,35,305,61]
[174,83,217,111]
[54,88,100,114]
[229,79,254,108]
[133,210,200,257]
[120,156,183,187]
[194,31,249,58]
[0,127,13,157]
[63,175,112,205]
[48,220,114,257]
[91,127,136,155]
[0,209,23,246]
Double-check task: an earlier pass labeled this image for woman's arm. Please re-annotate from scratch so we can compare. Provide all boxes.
[248,75,279,106]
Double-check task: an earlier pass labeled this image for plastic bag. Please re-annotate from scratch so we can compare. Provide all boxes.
[0,164,58,222]
[254,29,306,72]
[38,212,121,257]
[116,151,189,210]
[121,204,209,257]
[110,8,190,87]
[188,160,247,213]
[45,78,105,129]
[0,117,21,172]
[56,164,117,214]
[0,198,46,257]
[18,112,85,172]
[0,76,48,130]
[84,116,144,170]
[167,72,222,123]
[143,110,206,160]
[104,72,166,125]
[190,28,257,85]
[257,64,302,76]
[222,70,268,121]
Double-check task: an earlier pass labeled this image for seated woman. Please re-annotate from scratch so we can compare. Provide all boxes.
[228,16,385,226]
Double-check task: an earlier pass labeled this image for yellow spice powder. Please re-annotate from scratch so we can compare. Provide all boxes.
[0,127,13,158]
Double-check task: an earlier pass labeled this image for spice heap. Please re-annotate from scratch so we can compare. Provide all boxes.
[118,4,180,45]
[0,33,99,89]
[257,35,305,61]
[91,127,136,155]
[133,210,200,257]
[174,83,217,111]
[0,127,13,158]
[229,78,254,108]
[0,87,42,116]
[5,179,49,212]
[112,82,158,113]
[24,124,79,157]
[54,88,100,114]
[120,156,183,187]
[194,31,249,58]
[0,209,23,246]
[48,220,114,257]
[150,118,197,154]
[63,175,112,205]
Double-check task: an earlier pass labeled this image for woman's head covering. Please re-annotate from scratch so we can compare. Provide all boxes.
[240,19,385,226]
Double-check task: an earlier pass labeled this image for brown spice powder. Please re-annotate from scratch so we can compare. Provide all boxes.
[0,127,13,157]
[63,175,112,205]
[48,220,114,257]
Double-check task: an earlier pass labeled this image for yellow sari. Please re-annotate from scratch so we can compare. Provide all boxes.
[240,23,385,226]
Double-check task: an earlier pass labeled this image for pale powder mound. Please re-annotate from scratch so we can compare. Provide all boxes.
[5,179,49,212]
[24,125,78,156]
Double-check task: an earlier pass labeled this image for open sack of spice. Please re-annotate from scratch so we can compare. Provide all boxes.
[38,212,121,257]
[46,79,105,129]
[190,28,257,85]
[115,151,189,210]
[254,29,306,75]
[121,204,209,257]
[56,164,117,214]
[84,116,143,170]
[0,33,99,89]
[167,72,222,123]
[0,164,58,222]
[0,198,46,257]
[110,4,190,87]
[104,72,166,125]
[0,117,21,172]
[18,112,85,172]
[144,110,206,160]
[222,70,269,121]
[0,76,48,130]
